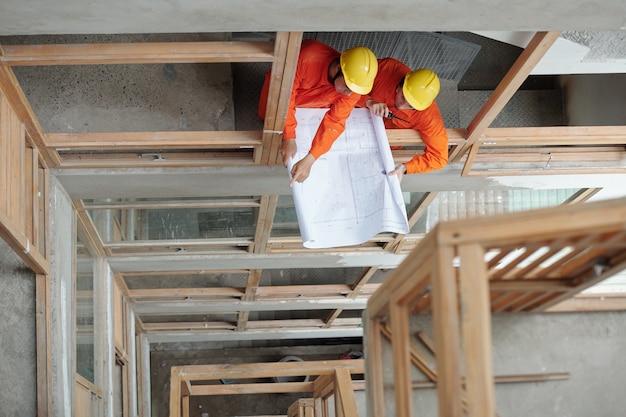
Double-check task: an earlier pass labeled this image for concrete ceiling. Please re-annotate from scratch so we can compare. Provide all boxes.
[0,1,625,35]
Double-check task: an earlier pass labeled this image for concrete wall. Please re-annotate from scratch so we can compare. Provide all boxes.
[373,312,626,417]
[0,239,37,417]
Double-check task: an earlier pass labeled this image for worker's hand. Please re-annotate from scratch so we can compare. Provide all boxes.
[280,139,297,167]
[388,163,407,184]
[366,99,389,118]
[289,154,316,187]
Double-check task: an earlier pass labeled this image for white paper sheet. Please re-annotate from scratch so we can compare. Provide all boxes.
[288,108,410,248]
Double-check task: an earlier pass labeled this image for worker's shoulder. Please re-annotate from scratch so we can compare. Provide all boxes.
[378,57,410,73]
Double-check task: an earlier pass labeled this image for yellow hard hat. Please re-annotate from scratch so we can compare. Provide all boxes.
[402,69,440,111]
[339,46,378,95]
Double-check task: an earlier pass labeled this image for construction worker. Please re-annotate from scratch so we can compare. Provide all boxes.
[258,40,378,186]
[358,59,448,183]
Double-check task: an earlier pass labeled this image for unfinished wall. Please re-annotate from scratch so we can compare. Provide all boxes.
[0,239,37,417]
[374,311,626,417]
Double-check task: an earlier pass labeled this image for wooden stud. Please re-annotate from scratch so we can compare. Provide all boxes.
[1,41,275,65]
[458,243,495,417]
[430,243,463,417]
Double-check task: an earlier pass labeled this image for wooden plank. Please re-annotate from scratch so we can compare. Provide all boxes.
[455,31,561,170]
[261,32,303,165]
[430,244,463,417]
[1,41,275,65]
[365,315,386,417]
[0,209,50,274]
[175,359,364,381]
[436,196,626,247]
[8,111,24,227]
[191,381,314,396]
[169,368,181,417]
[313,373,335,398]
[334,368,358,417]
[81,198,261,210]
[57,152,258,169]
[0,57,58,167]
[253,196,278,254]
[390,300,413,417]
[368,232,437,318]
[143,322,237,332]
[24,145,35,248]
[129,287,244,300]
[45,130,262,150]
[481,125,626,145]
[386,127,466,147]
[182,396,189,417]
[36,274,50,417]
[546,294,626,312]
[458,243,495,417]
[0,92,10,215]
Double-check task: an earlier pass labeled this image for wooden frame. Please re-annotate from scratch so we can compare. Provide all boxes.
[2,30,625,417]
[168,359,364,417]
[367,197,626,417]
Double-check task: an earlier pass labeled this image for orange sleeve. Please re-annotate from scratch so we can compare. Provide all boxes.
[404,103,449,174]
[309,93,361,159]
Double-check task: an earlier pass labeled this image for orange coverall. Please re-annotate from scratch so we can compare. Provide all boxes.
[258,39,362,159]
[358,58,449,174]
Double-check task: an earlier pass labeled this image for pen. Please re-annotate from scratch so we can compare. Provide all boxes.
[386,112,410,124]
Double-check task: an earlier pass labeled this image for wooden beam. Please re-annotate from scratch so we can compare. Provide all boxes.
[0,50,58,167]
[366,316,386,417]
[133,297,367,315]
[0,210,50,274]
[192,381,314,396]
[45,130,262,150]
[1,41,275,65]
[253,196,279,254]
[334,368,358,417]
[390,299,413,417]
[431,244,463,417]
[81,198,261,210]
[36,274,50,417]
[237,269,263,331]
[261,32,303,165]
[458,243,495,417]
[479,125,626,145]
[129,287,245,300]
[169,368,182,417]
[175,359,364,381]
[546,293,626,312]
[455,31,561,173]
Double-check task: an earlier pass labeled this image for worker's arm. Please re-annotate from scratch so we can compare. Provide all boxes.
[404,104,449,174]
[388,163,407,183]
[289,154,315,186]
[308,93,360,159]
[358,96,389,118]
[280,139,297,168]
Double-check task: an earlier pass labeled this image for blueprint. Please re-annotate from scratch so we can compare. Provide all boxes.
[288,108,410,249]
